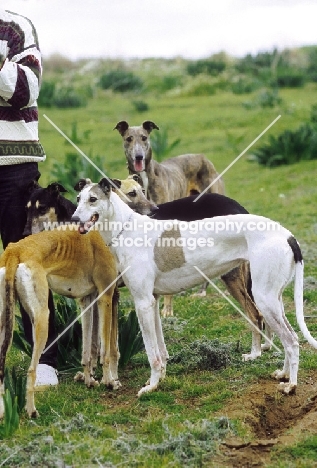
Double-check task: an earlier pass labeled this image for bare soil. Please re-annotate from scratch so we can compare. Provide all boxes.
[213,371,317,467]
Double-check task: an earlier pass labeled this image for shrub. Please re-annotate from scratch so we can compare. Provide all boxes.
[273,68,306,88]
[235,50,277,74]
[170,338,233,370]
[0,390,19,439]
[254,123,317,167]
[53,86,87,108]
[231,76,262,94]
[187,59,226,76]
[150,127,181,162]
[118,309,144,368]
[99,69,143,93]
[257,88,282,108]
[38,80,56,107]
[132,100,149,113]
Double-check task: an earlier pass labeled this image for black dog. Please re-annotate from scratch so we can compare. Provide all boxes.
[23,182,76,236]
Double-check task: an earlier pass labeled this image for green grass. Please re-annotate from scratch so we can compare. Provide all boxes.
[1,80,317,466]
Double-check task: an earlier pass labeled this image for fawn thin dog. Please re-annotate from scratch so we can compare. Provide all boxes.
[0,228,119,418]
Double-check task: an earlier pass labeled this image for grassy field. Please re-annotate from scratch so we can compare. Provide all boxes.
[1,82,317,467]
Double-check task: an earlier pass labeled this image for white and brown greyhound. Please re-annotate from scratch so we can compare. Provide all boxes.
[72,178,315,398]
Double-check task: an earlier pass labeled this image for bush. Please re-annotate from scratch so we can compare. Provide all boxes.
[132,100,149,113]
[257,88,282,108]
[99,69,143,93]
[231,76,262,94]
[38,80,56,107]
[254,123,317,167]
[150,127,181,162]
[53,86,87,108]
[273,68,306,88]
[235,50,277,74]
[170,338,233,370]
[187,59,226,77]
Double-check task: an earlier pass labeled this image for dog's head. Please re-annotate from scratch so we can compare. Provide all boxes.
[111,174,157,215]
[23,182,74,235]
[114,120,159,173]
[72,178,113,234]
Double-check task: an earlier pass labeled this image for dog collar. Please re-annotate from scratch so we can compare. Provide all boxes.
[107,213,133,246]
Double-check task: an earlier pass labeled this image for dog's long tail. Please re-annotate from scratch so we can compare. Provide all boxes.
[0,253,19,382]
[289,236,317,349]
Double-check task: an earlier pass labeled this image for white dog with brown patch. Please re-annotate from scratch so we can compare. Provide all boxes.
[72,178,317,397]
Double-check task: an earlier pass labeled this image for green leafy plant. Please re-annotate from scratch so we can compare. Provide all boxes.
[132,100,149,113]
[0,390,19,439]
[99,69,143,93]
[4,367,26,415]
[54,296,83,372]
[12,296,83,372]
[118,309,144,368]
[170,338,234,370]
[53,86,87,108]
[150,127,181,162]
[254,123,317,167]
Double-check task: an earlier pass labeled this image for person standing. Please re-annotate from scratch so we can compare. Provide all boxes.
[0,8,58,386]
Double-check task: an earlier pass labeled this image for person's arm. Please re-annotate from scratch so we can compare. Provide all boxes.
[0,17,42,109]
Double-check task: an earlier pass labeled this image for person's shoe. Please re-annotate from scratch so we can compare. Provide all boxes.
[35,364,58,390]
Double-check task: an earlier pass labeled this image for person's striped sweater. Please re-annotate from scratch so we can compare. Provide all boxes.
[0,8,45,165]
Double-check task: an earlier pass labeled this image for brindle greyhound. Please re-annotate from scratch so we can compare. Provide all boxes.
[114,120,225,313]
[114,120,225,203]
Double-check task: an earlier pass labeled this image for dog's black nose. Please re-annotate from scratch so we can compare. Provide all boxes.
[135,155,143,161]
[150,205,159,212]
[71,216,80,223]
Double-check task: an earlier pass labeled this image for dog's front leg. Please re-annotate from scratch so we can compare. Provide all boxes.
[161,295,173,317]
[134,295,164,397]
[99,290,121,390]
[75,296,99,388]
[154,294,169,380]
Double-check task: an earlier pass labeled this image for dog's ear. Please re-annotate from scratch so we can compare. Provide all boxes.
[47,182,68,196]
[129,174,142,184]
[99,178,112,195]
[142,121,159,133]
[74,178,92,191]
[25,179,40,194]
[110,179,122,190]
[114,121,129,136]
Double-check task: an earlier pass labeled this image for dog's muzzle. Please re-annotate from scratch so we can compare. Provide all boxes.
[134,155,144,172]
[71,214,99,234]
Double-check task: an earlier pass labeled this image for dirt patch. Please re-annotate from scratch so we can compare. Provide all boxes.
[214,373,317,467]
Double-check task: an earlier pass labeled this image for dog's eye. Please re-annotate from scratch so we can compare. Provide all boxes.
[142,189,146,195]
[127,191,136,198]
[141,136,147,142]
[77,195,80,202]
[126,136,133,143]
[90,197,97,203]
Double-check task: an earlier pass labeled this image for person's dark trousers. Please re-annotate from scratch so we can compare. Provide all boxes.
[0,162,58,369]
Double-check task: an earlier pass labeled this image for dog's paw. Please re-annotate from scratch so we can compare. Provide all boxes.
[242,352,261,362]
[261,343,272,351]
[278,382,296,395]
[74,371,85,382]
[137,383,158,397]
[191,290,207,298]
[28,409,39,418]
[86,377,100,388]
[271,369,289,381]
[161,308,173,318]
